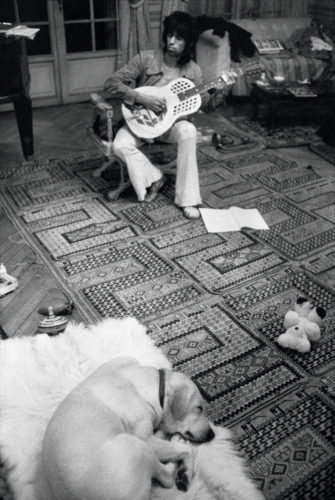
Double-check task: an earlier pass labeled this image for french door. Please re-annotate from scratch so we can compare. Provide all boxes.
[15,0,121,106]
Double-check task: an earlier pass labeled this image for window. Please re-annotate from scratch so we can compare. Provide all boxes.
[13,0,119,56]
[63,0,119,53]
[17,0,51,55]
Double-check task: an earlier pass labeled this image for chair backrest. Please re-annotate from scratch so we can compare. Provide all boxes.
[88,93,115,157]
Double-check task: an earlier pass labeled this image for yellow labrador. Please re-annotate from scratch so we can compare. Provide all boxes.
[37,357,214,500]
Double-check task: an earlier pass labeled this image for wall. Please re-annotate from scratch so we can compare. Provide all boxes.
[308,0,335,26]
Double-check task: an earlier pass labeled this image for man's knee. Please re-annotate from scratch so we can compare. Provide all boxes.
[113,139,137,160]
[177,121,197,141]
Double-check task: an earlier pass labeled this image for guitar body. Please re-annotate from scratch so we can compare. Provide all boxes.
[122,78,202,139]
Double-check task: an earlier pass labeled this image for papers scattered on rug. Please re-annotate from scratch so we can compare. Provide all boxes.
[200,207,269,233]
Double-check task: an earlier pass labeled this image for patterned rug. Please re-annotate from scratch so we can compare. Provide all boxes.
[231,116,319,148]
[0,143,334,499]
[309,141,335,166]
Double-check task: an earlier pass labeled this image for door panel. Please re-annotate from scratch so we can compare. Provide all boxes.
[55,0,121,103]
[10,0,121,106]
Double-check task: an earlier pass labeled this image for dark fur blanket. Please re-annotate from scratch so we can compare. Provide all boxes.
[195,15,256,62]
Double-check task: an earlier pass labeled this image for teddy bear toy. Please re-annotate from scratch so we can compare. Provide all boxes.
[277,296,326,353]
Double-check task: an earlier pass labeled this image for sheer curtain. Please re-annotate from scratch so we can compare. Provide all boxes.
[160,0,189,18]
[127,0,152,59]
[189,0,232,17]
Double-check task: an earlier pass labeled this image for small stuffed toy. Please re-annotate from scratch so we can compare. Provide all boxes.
[277,296,326,353]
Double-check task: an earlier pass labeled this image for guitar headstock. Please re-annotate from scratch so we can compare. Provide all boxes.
[228,62,264,79]
[243,61,264,76]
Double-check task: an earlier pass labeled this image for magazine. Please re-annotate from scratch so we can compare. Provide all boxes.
[254,39,284,54]
[285,86,317,97]
[200,207,269,233]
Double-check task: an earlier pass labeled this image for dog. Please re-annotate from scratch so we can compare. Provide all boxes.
[36,357,214,500]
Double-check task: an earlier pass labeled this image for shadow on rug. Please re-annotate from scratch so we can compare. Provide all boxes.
[0,143,334,499]
[231,116,319,148]
[309,141,335,166]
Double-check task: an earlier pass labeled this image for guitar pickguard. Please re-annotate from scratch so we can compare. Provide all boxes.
[131,106,165,128]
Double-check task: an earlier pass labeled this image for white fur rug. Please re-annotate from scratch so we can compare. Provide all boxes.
[0,317,263,500]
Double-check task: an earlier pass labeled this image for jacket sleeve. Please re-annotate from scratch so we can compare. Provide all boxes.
[104,53,143,106]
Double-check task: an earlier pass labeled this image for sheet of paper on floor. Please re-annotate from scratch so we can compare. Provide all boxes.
[200,207,269,233]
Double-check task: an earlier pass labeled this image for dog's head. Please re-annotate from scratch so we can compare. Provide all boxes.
[160,370,215,443]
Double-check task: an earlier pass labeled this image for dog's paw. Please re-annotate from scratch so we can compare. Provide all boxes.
[156,463,175,489]
[175,462,190,492]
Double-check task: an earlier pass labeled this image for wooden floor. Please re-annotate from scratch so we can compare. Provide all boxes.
[0,100,333,338]
[0,103,96,337]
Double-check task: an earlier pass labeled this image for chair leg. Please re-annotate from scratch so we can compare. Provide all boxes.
[104,160,131,201]
[92,158,113,178]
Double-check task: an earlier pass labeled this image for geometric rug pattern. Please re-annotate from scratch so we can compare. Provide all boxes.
[1,132,334,499]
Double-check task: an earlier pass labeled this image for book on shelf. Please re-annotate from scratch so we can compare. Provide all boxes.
[254,39,284,54]
[200,207,269,233]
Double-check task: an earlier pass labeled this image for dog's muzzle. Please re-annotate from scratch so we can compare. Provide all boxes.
[183,427,215,443]
[205,427,215,442]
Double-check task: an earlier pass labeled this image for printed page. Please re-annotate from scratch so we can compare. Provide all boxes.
[200,208,239,232]
[200,208,269,233]
[230,207,269,230]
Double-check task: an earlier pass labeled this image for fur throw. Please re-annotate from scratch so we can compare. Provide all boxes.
[0,318,263,500]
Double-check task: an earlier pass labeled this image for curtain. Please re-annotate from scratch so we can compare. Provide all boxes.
[189,0,232,17]
[161,0,189,18]
[127,0,152,60]
[189,0,308,19]
[232,0,308,18]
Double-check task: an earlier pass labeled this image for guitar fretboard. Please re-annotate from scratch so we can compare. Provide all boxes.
[178,66,248,101]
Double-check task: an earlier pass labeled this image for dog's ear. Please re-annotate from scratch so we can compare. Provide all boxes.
[170,384,189,420]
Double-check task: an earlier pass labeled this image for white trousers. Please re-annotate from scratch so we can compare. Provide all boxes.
[113,120,202,207]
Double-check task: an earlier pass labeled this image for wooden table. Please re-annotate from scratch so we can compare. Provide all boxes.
[251,81,335,133]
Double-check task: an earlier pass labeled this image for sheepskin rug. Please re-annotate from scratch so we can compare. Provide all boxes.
[0,317,263,500]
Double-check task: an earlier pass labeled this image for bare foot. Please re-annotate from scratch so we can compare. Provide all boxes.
[183,206,200,219]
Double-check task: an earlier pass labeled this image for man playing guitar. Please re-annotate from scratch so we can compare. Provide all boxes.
[104,11,230,219]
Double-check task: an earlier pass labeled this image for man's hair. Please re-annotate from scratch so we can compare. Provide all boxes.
[162,11,197,65]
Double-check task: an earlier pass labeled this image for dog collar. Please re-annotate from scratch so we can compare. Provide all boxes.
[158,369,165,409]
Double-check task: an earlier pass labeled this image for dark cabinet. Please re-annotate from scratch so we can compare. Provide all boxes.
[0,1,34,159]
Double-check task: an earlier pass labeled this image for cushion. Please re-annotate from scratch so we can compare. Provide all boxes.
[196,30,231,81]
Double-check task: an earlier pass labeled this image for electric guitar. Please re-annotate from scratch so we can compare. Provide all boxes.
[121,62,262,139]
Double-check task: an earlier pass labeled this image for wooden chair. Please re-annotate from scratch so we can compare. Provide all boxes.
[87,93,177,201]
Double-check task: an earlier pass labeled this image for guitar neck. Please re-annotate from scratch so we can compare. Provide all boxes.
[180,68,244,100]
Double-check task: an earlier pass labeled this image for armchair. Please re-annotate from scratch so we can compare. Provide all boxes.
[88,93,177,201]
